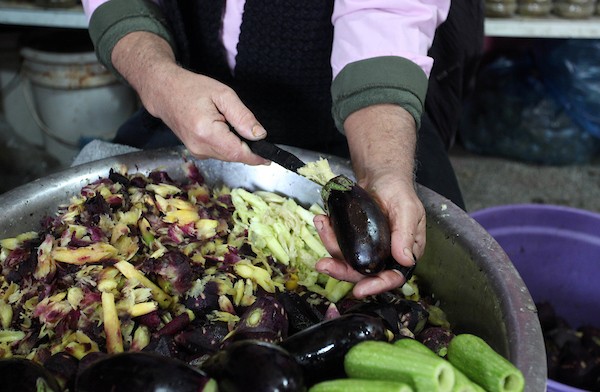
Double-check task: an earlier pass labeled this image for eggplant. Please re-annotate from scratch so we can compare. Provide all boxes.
[380,293,430,334]
[556,341,600,390]
[201,339,305,392]
[143,334,182,358]
[224,295,289,344]
[175,320,230,355]
[43,352,79,391]
[76,352,213,392]
[416,326,455,356]
[0,357,61,392]
[276,291,324,335]
[321,175,391,275]
[280,313,387,386]
[578,325,600,356]
[343,301,402,334]
[346,296,429,337]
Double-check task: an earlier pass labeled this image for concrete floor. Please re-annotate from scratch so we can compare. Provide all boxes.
[449,145,600,215]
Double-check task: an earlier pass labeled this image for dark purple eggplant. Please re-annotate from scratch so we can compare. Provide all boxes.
[321,175,391,275]
[344,301,403,334]
[76,352,212,392]
[536,301,559,333]
[0,357,61,392]
[545,339,561,380]
[142,334,182,359]
[346,296,429,337]
[43,352,79,391]
[280,313,387,386]
[201,339,305,392]
[556,341,600,390]
[578,325,600,356]
[416,326,455,356]
[175,320,230,355]
[276,291,324,335]
[184,280,220,314]
[380,294,430,334]
[224,295,289,344]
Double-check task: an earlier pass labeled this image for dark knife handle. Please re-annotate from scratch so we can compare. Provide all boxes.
[245,139,306,174]
[228,123,307,173]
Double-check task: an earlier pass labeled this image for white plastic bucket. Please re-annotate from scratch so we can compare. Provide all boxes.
[20,33,137,166]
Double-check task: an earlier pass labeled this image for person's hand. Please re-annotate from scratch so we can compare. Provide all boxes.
[111,32,269,166]
[314,104,426,298]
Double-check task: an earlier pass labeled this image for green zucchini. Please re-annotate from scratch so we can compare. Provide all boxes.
[308,379,413,392]
[446,334,525,392]
[394,338,485,392]
[344,341,455,392]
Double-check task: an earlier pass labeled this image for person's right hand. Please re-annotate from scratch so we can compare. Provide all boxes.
[111,32,269,166]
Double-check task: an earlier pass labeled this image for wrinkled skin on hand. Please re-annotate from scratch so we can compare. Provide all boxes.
[313,105,426,298]
[111,31,269,166]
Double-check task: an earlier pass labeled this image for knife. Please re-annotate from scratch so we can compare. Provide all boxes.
[245,139,307,174]
[229,124,307,174]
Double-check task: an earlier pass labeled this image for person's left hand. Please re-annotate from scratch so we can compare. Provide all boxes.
[312,104,426,298]
[313,175,425,298]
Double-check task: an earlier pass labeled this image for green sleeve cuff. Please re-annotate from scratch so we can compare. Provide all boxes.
[331,56,428,132]
[88,0,176,79]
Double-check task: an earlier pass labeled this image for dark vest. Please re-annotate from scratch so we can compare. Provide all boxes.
[161,0,349,157]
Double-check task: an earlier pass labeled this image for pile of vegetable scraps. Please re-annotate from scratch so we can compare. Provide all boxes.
[0,160,354,359]
[0,159,524,392]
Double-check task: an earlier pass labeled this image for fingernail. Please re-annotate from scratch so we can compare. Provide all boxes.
[314,217,324,231]
[390,263,416,281]
[251,124,267,138]
[316,266,329,274]
[403,247,414,262]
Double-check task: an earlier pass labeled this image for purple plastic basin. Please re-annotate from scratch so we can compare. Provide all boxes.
[471,203,600,392]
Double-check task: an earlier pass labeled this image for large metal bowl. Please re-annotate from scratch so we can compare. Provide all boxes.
[0,146,546,391]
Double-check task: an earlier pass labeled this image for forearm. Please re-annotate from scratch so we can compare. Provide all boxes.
[344,104,417,186]
[87,0,175,81]
[111,32,179,117]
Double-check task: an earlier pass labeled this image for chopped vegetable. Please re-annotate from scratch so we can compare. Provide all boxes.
[309,379,414,392]
[102,292,124,354]
[297,157,337,186]
[344,340,456,392]
[447,334,525,392]
[394,338,484,392]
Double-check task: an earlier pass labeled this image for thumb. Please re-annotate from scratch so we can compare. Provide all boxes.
[214,91,267,141]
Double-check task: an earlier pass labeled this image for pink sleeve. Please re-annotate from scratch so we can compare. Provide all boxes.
[81,0,109,22]
[331,0,451,78]
[82,0,160,22]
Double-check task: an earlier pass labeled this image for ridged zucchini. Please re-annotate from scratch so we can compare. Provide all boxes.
[446,334,525,392]
[309,379,413,392]
[344,341,455,392]
[394,338,485,392]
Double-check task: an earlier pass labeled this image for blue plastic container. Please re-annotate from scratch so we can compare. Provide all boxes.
[471,204,600,392]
